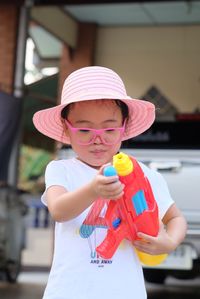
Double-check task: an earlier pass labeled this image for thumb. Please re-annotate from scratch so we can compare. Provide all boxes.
[98,163,112,175]
[99,163,117,175]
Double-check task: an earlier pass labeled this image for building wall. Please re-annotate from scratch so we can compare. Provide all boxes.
[0,5,19,94]
[95,25,200,112]
[59,22,97,99]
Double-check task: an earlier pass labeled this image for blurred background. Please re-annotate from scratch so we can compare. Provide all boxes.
[0,0,200,298]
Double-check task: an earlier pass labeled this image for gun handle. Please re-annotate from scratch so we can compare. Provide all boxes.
[96,222,127,259]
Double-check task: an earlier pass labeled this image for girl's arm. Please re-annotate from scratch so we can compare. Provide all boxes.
[46,184,97,222]
[46,168,124,222]
[133,203,187,254]
[162,203,187,250]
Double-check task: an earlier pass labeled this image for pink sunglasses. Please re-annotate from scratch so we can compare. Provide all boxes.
[65,119,126,145]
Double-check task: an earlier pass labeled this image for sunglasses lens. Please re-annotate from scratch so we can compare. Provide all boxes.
[77,129,123,145]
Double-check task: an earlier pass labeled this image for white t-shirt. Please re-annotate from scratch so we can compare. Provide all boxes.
[41,157,174,299]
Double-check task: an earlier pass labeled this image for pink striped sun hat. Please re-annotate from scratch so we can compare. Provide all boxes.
[33,66,155,144]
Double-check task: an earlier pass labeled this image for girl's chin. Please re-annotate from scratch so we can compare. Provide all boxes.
[85,158,110,169]
[88,160,106,169]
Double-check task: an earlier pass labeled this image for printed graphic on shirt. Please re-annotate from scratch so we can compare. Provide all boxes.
[80,199,114,266]
[80,199,108,238]
[79,198,129,266]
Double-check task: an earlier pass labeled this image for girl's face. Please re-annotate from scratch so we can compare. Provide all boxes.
[66,100,124,169]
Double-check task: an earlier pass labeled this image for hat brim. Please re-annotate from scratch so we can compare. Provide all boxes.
[33,97,155,144]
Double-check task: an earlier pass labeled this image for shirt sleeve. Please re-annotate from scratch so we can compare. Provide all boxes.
[41,160,69,206]
[140,163,174,219]
[148,169,174,219]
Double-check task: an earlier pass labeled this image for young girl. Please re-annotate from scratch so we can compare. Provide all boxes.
[33,66,187,299]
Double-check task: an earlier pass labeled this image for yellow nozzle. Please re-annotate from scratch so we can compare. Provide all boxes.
[113,152,133,176]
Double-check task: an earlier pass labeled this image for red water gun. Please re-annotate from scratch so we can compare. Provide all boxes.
[96,152,167,265]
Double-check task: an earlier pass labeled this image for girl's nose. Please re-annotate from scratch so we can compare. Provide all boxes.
[93,135,103,144]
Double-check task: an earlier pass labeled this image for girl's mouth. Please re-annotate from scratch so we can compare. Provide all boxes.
[90,149,106,157]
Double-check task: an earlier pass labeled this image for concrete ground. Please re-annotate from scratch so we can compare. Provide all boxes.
[0,272,200,299]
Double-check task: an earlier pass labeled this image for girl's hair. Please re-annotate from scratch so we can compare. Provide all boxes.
[61,99,129,123]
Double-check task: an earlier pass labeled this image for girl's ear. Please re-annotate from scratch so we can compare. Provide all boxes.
[61,118,70,137]
[122,117,128,136]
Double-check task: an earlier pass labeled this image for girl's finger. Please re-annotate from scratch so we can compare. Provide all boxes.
[134,243,153,254]
[110,190,124,200]
[137,232,156,243]
[104,181,124,191]
[101,175,119,185]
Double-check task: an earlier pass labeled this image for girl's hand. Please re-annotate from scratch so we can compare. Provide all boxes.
[90,164,124,200]
[133,221,177,255]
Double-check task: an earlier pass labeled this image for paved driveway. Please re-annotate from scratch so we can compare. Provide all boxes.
[0,272,200,299]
